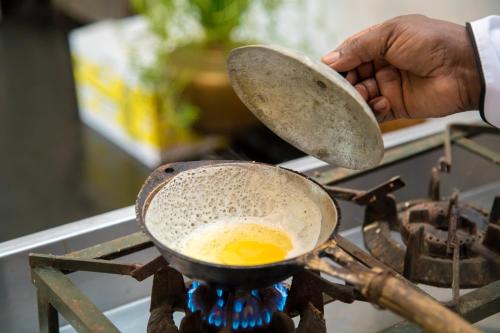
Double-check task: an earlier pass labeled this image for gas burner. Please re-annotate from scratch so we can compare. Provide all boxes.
[362,189,499,287]
[144,266,331,333]
[399,197,488,259]
[363,195,499,287]
[361,124,500,288]
[186,281,288,330]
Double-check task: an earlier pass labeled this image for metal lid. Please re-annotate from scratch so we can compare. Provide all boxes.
[227,45,384,170]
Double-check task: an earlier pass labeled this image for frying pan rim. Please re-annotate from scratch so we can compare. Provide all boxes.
[138,161,341,271]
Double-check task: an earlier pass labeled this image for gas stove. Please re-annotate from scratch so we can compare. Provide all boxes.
[27,123,500,332]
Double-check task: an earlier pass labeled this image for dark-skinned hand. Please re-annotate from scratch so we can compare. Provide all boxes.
[322,14,481,122]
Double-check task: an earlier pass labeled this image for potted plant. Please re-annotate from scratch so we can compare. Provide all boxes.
[131,0,283,134]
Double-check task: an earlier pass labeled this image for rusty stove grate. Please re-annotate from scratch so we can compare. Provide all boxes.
[29,124,500,333]
[358,125,500,295]
[29,232,369,333]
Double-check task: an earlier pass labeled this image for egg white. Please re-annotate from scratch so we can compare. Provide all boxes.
[174,214,315,265]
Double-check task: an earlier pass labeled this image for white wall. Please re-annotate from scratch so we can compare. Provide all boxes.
[236,0,500,57]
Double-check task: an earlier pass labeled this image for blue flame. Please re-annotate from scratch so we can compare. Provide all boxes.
[232,312,240,330]
[207,301,225,328]
[264,309,271,324]
[187,281,288,330]
[234,299,244,313]
[275,283,288,311]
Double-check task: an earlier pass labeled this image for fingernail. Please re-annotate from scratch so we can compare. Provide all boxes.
[373,99,387,111]
[322,51,340,64]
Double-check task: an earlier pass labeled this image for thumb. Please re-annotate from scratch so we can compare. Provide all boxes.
[322,23,392,72]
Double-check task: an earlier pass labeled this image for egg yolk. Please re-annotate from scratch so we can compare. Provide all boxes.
[218,223,293,265]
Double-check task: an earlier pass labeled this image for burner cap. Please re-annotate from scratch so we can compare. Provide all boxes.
[227,45,384,170]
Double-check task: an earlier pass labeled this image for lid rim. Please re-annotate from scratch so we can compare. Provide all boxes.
[227,44,384,170]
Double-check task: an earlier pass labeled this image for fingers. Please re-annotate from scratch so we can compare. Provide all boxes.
[345,61,379,85]
[359,80,394,123]
[375,66,410,119]
[323,22,408,123]
[322,24,382,65]
[322,23,392,72]
[355,65,412,122]
[356,62,374,80]
[353,77,395,123]
[355,78,379,101]
[346,70,358,84]
[369,96,394,122]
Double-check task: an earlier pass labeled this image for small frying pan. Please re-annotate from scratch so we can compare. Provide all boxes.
[136,160,480,333]
[136,160,340,290]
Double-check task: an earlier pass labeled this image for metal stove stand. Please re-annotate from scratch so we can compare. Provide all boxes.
[29,124,500,333]
[27,229,357,333]
[28,229,500,333]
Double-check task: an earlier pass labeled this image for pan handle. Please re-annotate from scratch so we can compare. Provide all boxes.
[302,240,480,333]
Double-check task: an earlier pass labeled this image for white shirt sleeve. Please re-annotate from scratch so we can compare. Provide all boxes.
[467,16,500,128]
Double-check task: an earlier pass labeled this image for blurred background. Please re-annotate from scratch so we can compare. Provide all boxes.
[1,0,500,242]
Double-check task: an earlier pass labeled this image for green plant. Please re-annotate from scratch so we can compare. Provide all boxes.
[130,0,283,136]
[187,0,250,44]
[130,0,199,140]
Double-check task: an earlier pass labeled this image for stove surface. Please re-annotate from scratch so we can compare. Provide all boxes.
[2,119,499,333]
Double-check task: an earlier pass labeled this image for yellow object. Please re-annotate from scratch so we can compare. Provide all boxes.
[72,55,196,149]
[218,223,293,265]
[181,222,294,266]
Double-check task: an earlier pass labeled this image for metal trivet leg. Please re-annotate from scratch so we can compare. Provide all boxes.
[285,270,327,333]
[148,266,187,333]
[269,312,296,332]
[37,290,59,333]
[286,270,324,314]
[295,303,326,333]
[179,311,205,333]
